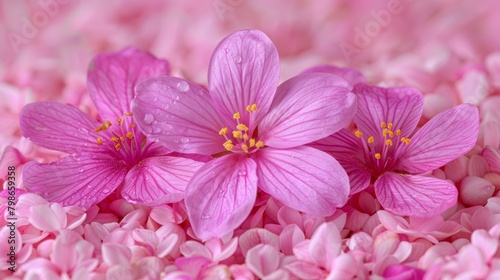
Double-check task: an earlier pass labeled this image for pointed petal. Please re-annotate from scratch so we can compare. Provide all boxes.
[374,173,457,217]
[20,101,108,154]
[23,154,127,209]
[88,47,170,121]
[185,154,258,240]
[208,30,280,127]
[132,76,225,155]
[254,146,350,216]
[353,84,423,139]
[309,222,342,268]
[245,244,280,278]
[302,65,367,85]
[398,104,479,173]
[122,156,203,206]
[259,73,356,148]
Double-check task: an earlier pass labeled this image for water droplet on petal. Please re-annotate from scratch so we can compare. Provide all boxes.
[202,214,210,219]
[218,187,227,197]
[153,127,161,133]
[238,171,247,176]
[103,188,110,194]
[176,81,190,92]
[153,96,158,102]
[234,56,242,63]
[224,48,230,53]
[78,167,84,173]
[181,138,189,143]
[162,103,170,109]
[144,114,154,124]
[153,109,160,115]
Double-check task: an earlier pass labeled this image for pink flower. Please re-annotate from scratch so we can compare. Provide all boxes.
[20,48,203,209]
[314,83,479,216]
[132,30,356,239]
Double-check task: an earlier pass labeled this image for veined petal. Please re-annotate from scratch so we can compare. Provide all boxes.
[87,47,170,121]
[374,173,457,217]
[185,154,258,240]
[23,153,127,209]
[20,101,110,154]
[309,222,342,269]
[122,156,204,206]
[254,146,350,216]
[259,73,356,148]
[208,30,280,127]
[398,104,479,173]
[353,84,423,141]
[132,76,225,155]
[302,65,367,85]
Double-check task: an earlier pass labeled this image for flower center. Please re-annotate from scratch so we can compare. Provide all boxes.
[218,104,264,155]
[354,121,411,175]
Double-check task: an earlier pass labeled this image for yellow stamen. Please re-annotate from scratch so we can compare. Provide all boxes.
[116,118,122,124]
[246,105,252,112]
[233,112,240,119]
[382,129,388,137]
[388,123,393,129]
[223,140,234,151]
[388,130,394,138]
[355,130,363,138]
[404,138,411,145]
[233,131,242,139]
[385,139,393,146]
[236,124,248,131]
[126,132,134,139]
[95,124,106,132]
[249,138,256,147]
[396,129,401,136]
[381,122,387,128]
[129,123,135,128]
[219,127,228,135]
[401,137,406,143]
[242,144,249,153]
[111,136,119,142]
[114,143,121,151]
[243,133,249,141]
[97,138,103,146]
[251,104,258,111]
[375,153,381,159]
[256,141,264,148]
[105,120,112,127]
[367,136,374,144]
[120,136,125,142]
[125,112,133,116]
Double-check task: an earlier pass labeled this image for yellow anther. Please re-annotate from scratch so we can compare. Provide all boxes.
[256,141,264,148]
[120,136,125,142]
[233,112,240,119]
[126,132,134,139]
[116,118,122,124]
[236,124,248,131]
[388,130,394,138]
[242,144,249,153]
[381,122,387,128]
[125,112,133,116]
[246,105,252,112]
[111,136,119,142]
[243,133,249,141]
[219,127,228,135]
[95,124,106,132]
[97,138,103,146]
[382,129,388,137]
[388,123,393,129]
[251,104,258,111]
[233,131,243,139]
[105,120,112,127]
[375,153,381,159]
[249,138,256,147]
[401,137,407,143]
[385,139,393,146]
[367,136,375,144]
[129,123,135,128]
[404,138,411,145]
[114,143,121,151]
[355,130,363,138]
[223,140,234,151]
[396,129,401,136]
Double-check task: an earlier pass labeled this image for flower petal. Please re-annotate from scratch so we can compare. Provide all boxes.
[309,222,342,269]
[121,156,204,205]
[398,104,479,173]
[23,153,127,209]
[20,101,108,154]
[88,47,170,121]
[254,146,350,215]
[353,84,423,139]
[374,173,457,217]
[185,154,258,240]
[259,73,356,148]
[132,76,225,155]
[302,65,367,85]
[208,30,280,127]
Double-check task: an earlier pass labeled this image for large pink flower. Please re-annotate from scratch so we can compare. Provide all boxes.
[20,48,203,209]
[132,30,356,239]
[313,83,479,217]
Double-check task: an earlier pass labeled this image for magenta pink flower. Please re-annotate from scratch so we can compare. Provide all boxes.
[20,48,203,209]
[132,30,356,239]
[313,83,479,217]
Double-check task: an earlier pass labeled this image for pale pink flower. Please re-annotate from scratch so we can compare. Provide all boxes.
[132,30,356,239]
[314,82,479,216]
[20,47,203,209]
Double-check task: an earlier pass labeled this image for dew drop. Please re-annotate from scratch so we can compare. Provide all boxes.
[176,81,190,92]
[238,171,247,176]
[103,188,110,194]
[224,48,230,53]
[153,96,158,102]
[144,114,154,124]
[181,137,189,144]
[87,185,92,189]
[78,167,84,173]
[162,103,170,109]
[218,187,227,197]
[153,108,160,115]
[234,56,242,63]
[153,127,161,133]
[201,214,210,219]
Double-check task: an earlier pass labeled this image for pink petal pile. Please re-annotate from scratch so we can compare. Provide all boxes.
[1,1,500,279]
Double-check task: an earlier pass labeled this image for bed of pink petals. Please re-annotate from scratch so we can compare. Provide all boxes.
[2,0,500,279]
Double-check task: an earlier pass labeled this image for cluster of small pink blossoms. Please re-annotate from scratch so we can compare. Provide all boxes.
[1,1,500,278]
